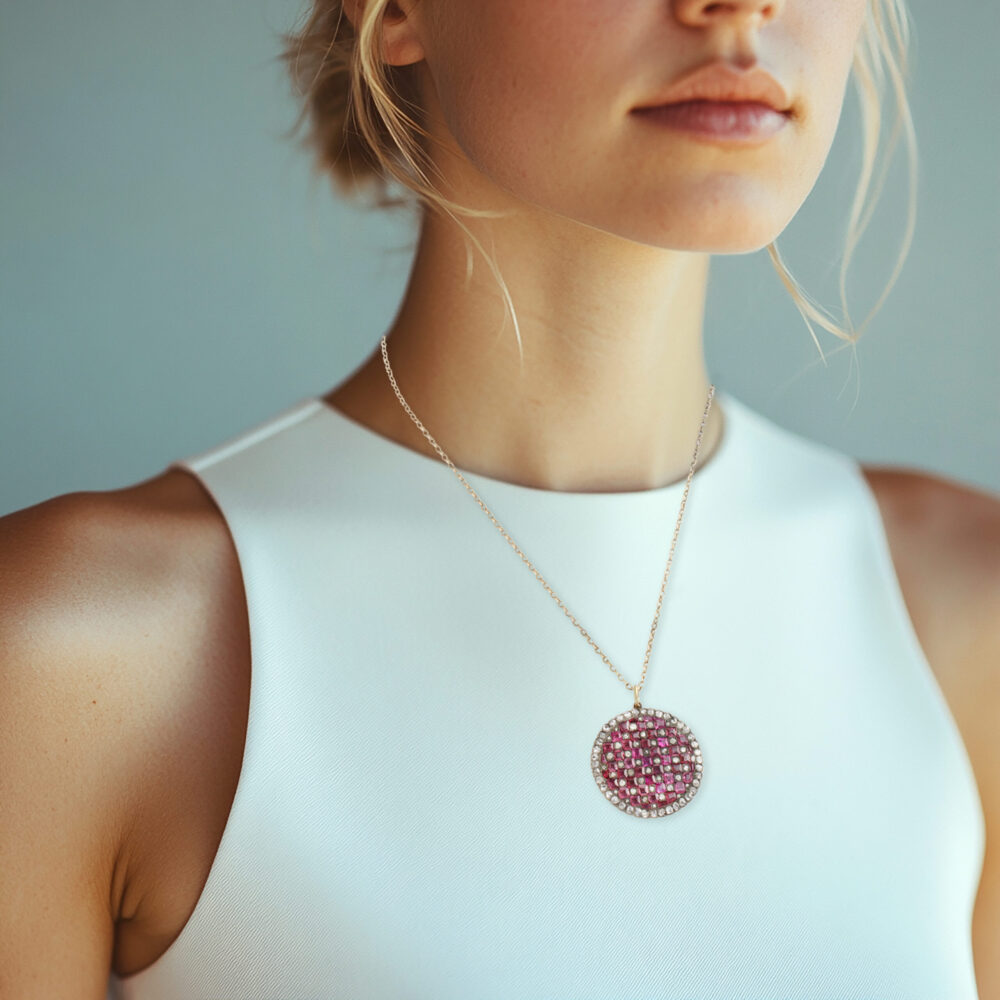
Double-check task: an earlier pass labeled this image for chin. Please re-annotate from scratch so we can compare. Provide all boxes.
[629,194,798,254]
[610,213,791,255]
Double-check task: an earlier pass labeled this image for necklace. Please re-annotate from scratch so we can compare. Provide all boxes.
[379,336,716,818]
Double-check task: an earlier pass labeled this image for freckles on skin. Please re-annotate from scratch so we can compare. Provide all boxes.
[425,0,626,189]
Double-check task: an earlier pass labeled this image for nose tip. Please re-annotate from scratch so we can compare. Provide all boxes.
[671,0,784,30]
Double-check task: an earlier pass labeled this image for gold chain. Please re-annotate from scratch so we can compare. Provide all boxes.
[380,335,716,709]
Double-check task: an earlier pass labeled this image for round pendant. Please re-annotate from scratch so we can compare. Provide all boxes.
[591,707,703,817]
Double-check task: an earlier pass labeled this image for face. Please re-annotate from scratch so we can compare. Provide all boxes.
[392,0,869,253]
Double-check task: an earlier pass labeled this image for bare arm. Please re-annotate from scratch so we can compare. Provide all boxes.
[0,494,138,998]
[1,469,253,996]
[865,469,1000,998]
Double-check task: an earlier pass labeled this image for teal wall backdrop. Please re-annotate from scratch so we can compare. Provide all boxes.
[2,0,998,519]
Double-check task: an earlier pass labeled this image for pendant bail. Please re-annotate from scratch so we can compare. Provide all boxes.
[633,684,642,709]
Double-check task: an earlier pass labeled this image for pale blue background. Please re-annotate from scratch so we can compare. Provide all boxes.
[1,0,998,520]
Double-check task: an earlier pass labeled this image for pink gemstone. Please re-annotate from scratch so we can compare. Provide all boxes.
[596,712,700,815]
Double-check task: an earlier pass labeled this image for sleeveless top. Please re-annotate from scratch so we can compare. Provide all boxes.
[106,388,986,1000]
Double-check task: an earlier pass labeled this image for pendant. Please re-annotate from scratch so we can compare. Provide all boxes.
[591,706,703,817]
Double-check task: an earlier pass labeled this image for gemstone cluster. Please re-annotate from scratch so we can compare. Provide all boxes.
[591,708,703,817]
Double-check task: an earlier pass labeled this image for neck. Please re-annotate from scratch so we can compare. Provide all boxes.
[325,208,725,494]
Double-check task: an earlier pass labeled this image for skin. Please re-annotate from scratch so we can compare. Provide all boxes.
[325,0,863,495]
[1,0,997,996]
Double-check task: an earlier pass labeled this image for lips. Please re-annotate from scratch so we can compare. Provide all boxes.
[633,61,795,118]
[631,99,791,142]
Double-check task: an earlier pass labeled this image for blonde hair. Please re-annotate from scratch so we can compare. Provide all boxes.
[277,1,917,383]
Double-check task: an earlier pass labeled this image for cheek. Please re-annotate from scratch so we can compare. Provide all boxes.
[785,3,868,197]
[427,0,622,198]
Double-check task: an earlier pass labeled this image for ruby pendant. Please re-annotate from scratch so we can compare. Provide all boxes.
[591,707,703,817]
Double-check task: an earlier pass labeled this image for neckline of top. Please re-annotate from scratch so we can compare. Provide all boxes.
[308,388,739,503]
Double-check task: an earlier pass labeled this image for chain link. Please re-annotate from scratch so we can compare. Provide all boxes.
[380,335,716,709]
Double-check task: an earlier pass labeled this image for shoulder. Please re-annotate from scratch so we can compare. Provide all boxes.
[0,469,248,974]
[860,463,1000,624]
[0,468,242,691]
[858,463,1000,736]
[860,463,1000,540]
[859,462,1000,691]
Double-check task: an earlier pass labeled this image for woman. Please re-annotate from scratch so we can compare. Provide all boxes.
[1,0,996,997]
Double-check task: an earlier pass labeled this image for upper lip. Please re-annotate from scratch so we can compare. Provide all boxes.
[633,61,794,115]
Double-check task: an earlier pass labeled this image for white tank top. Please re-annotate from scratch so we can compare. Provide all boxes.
[107,389,985,999]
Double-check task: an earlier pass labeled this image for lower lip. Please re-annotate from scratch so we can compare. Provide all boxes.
[631,100,790,142]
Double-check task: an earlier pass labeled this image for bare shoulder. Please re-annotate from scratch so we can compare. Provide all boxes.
[860,464,1000,558]
[866,460,1000,523]
[860,464,1000,637]
[862,463,1000,997]
[0,468,250,984]
[859,462,999,710]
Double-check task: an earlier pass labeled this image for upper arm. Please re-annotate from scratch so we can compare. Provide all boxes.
[952,488,1000,1000]
[1,496,123,995]
[2,470,253,993]
[0,493,156,997]
[864,466,1000,998]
